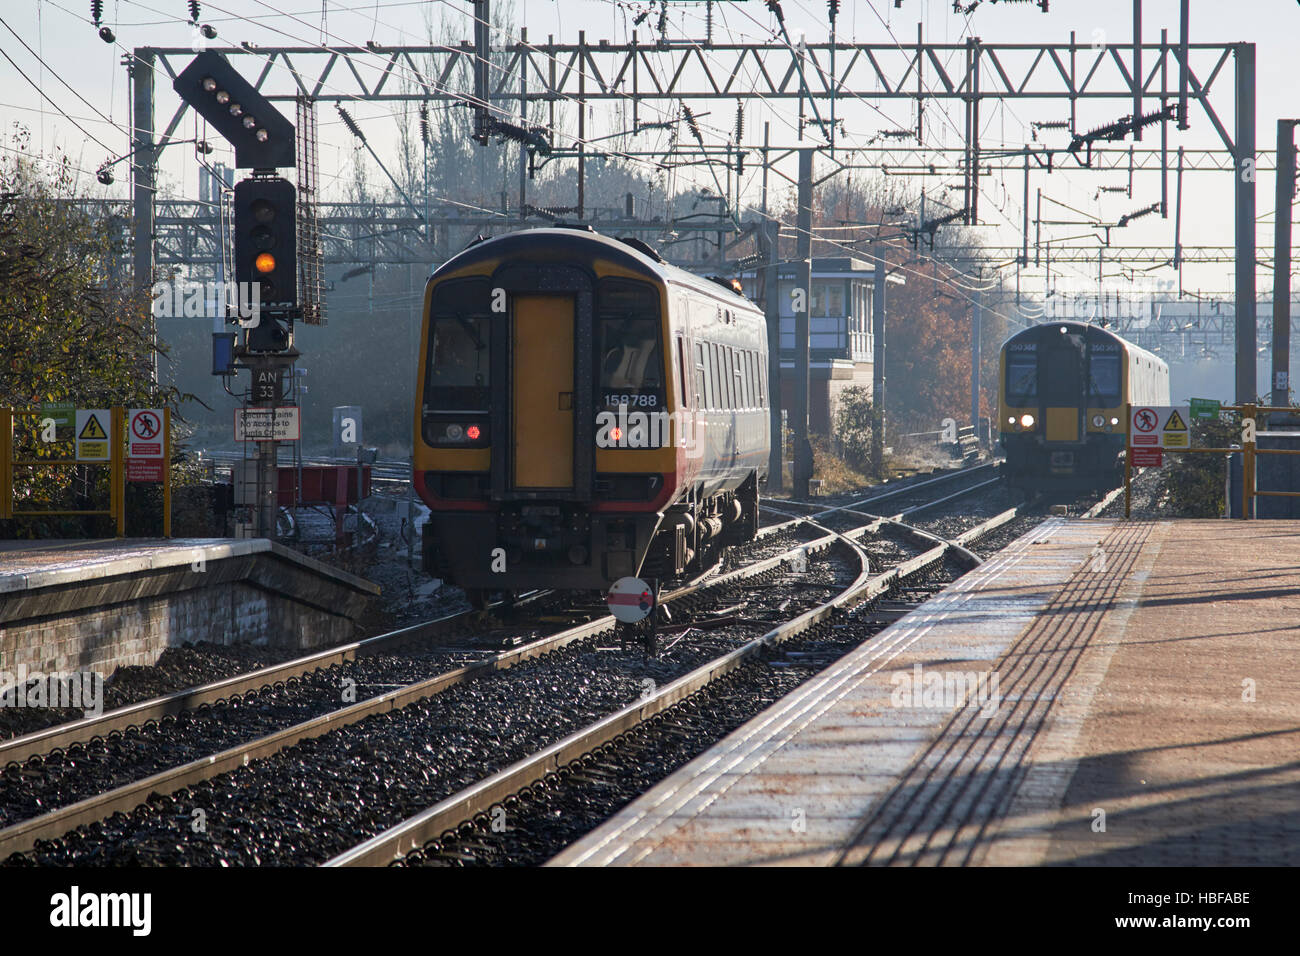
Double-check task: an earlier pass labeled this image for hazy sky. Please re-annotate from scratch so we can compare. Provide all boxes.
[2,0,1296,303]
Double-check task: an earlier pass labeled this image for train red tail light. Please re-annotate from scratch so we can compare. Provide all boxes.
[466,424,481,440]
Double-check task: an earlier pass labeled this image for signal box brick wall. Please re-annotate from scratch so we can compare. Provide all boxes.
[0,540,378,677]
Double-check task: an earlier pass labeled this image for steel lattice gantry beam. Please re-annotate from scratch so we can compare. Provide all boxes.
[97,199,751,268]
[128,35,1259,395]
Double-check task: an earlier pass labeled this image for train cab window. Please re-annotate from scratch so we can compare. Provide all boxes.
[425,278,491,412]
[1088,349,1122,406]
[1005,349,1037,406]
[596,278,664,408]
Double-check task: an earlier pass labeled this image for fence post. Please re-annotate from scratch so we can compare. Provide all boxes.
[1242,402,1256,519]
[163,406,172,538]
[112,406,125,536]
[1,408,11,520]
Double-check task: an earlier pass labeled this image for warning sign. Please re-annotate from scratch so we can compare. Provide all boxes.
[1129,406,1190,450]
[1130,447,1163,467]
[75,409,110,461]
[127,459,165,482]
[128,408,165,458]
[234,406,301,442]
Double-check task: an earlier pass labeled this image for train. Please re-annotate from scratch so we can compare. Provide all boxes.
[413,227,770,605]
[998,321,1170,491]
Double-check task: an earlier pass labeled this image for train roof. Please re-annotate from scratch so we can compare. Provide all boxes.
[432,227,759,310]
[1004,320,1166,369]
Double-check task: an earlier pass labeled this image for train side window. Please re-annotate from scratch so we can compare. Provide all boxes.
[710,343,721,410]
[694,342,707,409]
[728,348,738,408]
[675,336,688,407]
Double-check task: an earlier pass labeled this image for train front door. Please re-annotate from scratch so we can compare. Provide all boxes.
[1042,339,1083,443]
[512,295,575,489]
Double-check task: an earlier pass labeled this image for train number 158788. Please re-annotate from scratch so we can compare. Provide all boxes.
[604,394,658,407]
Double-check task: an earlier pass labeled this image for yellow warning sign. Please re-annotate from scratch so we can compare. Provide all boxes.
[75,408,111,462]
[1163,409,1188,432]
[1163,432,1188,448]
[78,413,108,440]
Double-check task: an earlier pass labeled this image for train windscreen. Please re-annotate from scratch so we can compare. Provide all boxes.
[425,278,491,412]
[596,279,664,406]
[1088,347,1122,406]
[1005,348,1037,405]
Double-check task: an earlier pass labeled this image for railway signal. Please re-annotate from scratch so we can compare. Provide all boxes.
[172,51,294,169]
[234,177,297,352]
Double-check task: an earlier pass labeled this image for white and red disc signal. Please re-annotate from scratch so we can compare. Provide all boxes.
[607,576,655,623]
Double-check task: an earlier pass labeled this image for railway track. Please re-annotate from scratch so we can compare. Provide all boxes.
[328,507,1019,867]
[0,460,1045,867]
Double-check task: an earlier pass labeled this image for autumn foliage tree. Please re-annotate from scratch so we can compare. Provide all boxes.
[0,129,188,534]
[772,171,1013,448]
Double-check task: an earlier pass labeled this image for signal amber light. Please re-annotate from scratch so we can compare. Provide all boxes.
[254,252,276,274]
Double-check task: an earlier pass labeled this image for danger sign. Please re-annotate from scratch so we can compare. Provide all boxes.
[75,409,110,461]
[1129,406,1190,450]
[128,408,165,458]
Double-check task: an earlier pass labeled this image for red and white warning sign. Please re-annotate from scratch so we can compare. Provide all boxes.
[1129,406,1190,450]
[606,576,655,623]
[128,408,164,458]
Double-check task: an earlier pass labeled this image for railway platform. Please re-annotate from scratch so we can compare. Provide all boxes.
[1,538,378,677]
[551,518,1300,866]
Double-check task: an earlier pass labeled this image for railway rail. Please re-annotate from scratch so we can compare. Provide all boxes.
[0,459,1061,866]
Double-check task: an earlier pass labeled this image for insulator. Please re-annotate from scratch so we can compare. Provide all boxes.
[90,0,104,25]
[827,0,840,21]
[419,106,430,147]
[734,100,744,142]
[765,1,784,26]
[336,105,366,144]
[188,1,201,24]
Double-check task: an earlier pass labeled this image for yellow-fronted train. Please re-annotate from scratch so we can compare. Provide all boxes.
[999,321,1169,493]
[413,227,770,606]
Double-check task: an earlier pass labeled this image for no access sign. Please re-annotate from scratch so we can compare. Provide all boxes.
[1130,406,1190,449]
[128,409,164,458]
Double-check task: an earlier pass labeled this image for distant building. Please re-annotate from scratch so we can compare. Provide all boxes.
[741,257,899,435]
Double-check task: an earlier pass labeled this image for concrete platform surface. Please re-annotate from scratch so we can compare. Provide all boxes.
[551,518,1300,867]
[0,538,370,593]
[1,538,379,674]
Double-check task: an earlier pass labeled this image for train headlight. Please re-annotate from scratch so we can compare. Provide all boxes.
[1092,414,1105,427]
[1110,417,1120,426]
[1007,416,1016,425]
[1020,414,1035,429]
[445,423,464,441]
